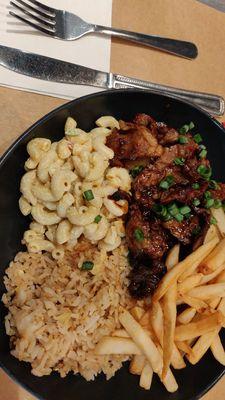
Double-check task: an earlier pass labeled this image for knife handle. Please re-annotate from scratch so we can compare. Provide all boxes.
[112,74,224,116]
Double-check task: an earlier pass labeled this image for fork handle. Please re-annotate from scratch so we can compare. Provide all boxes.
[94,25,198,59]
[111,74,224,116]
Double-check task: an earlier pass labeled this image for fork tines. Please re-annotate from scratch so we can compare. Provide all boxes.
[9,0,56,36]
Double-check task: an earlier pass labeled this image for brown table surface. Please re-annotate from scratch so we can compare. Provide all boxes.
[0,84,225,399]
[1,1,225,397]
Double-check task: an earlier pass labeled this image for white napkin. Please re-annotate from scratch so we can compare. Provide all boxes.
[0,0,112,99]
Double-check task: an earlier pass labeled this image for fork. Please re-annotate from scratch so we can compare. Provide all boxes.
[9,0,198,59]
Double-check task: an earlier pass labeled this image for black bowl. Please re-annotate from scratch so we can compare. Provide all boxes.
[1,90,225,400]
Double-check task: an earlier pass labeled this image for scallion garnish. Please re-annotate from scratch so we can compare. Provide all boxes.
[180,205,191,215]
[192,183,200,189]
[210,217,217,225]
[159,175,174,190]
[197,165,212,180]
[209,180,219,190]
[199,149,207,159]
[179,124,190,134]
[81,261,94,270]
[167,203,179,217]
[175,213,184,222]
[178,135,188,144]
[193,198,200,207]
[189,121,195,130]
[94,215,102,223]
[205,198,214,208]
[173,157,185,166]
[130,165,144,178]
[194,133,203,143]
[134,228,144,242]
[83,190,94,201]
[213,199,222,209]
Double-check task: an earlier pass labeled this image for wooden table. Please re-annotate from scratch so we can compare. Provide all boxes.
[0,84,225,399]
[1,0,225,397]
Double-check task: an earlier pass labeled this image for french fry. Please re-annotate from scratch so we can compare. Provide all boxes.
[187,283,225,300]
[211,207,225,237]
[162,282,177,379]
[129,355,146,375]
[179,294,208,311]
[187,330,219,364]
[200,264,225,285]
[204,223,220,242]
[119,309,162,373]
[139,362,153,390]
[211,334,225,365]
[150,302,185,369]
[157,345,178,393]
[95,336,142,355]
[179,260,200,283]
[179,228,219,282]
[130,306,145,322]
[208,297,221,309]
[174,311,225,341]
[112,329,130,338]
[215,270,225,283]
[139,311,150,329]
[178,274,203,294]
[177,307,197,324]
[175,341,193,355]
[199,238,225,274]
[165,244,180,270]
[150,301,164,345]
[153,238,219,302]
[161,368,179,393]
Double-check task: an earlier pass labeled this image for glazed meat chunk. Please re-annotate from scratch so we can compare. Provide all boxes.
[125,203,169,259]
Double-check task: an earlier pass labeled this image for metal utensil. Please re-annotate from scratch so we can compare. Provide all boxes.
[9,0,198,59]
[0,45,223,115]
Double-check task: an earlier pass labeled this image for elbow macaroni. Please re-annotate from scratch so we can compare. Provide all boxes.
[19,115,129,254]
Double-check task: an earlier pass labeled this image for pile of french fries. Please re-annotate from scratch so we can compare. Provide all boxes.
[95,207,225,392]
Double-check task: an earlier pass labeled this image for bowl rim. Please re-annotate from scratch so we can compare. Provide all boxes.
[0,88,225,400]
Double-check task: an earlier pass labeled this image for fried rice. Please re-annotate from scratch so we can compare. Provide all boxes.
[2,239,134,380]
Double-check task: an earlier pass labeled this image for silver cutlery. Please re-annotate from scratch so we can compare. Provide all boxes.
[9,0,198,59]
[0,45,223,115]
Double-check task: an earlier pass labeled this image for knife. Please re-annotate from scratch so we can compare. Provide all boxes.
[0,44,224,116]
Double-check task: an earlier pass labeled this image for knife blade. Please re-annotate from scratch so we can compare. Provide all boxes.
[0,44,224,116]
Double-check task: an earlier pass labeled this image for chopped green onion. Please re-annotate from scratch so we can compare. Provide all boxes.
[159,175,174,190]
[179,205,191,215]
[194,134,203,143]
[189,121,195,130]
[210,217,217,225]
[152,204,168,218]
[130,165,144,178]
[178,135,188,144]
[175,213,184,222]
[209,180,219,190]
[83,190,94,201]
[173,157,185,166]
[197,165,212,180]
[134,228,144,242]
[204,191,212,199]
[205,198,214,208]
[81,261,94,270]
[192,183,200,189]
[199,149,207,159]
[179,124,190,134]
[199,144,206,150]
[167,203,179,216]
[213,199,222,209]
[192,226,201,235]
[193,198,200,207]
[94,215,102,223]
